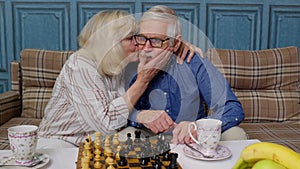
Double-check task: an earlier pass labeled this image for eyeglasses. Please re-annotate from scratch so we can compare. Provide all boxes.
[123,35,134,41]
[134,35,170,48]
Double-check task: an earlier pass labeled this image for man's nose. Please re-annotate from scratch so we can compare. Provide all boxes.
[142,40,153,51]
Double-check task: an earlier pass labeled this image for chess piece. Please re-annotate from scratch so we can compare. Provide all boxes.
[118,147,128,166]
[104,135,111,157]
[139,147,150,165]
[134,130,142,143]
[118,155,128,166]
[112,133,120,149]
[169,153,179,169]
[84,135,93,161]
[152,155,162,169]
[115,145,122,161]
[81,154,91,169]
[106,154,115,169]
[125,133,132,144]
[126,133,133,151]
[162,141,171,160]
[104,135,111,148]
[105,147,115,168]
[144,136,152,155]
[94,132,102,149]
[93,148,102,169]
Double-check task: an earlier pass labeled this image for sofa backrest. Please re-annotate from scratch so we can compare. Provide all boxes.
[20,49,73,119]
[207,46,300,122]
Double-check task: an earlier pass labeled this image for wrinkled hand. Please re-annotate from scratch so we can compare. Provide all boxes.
[136,47,173,83]
[171,121,197,145]
[136,110,174,134]
[176,40,204,64]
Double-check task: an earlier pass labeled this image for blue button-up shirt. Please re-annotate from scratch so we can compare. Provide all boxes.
[126,53,244,132]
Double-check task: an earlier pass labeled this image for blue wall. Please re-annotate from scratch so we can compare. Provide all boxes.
[0,0,299,93]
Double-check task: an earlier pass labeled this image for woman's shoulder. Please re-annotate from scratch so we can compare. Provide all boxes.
[66,51,97,69]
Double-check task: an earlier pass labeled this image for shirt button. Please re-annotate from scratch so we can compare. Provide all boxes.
[235,118,238,121]
[166,109,169,112]
[164,92,167,95]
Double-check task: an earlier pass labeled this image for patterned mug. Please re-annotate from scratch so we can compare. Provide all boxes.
[188,119,222,157]
[8,125,38,165]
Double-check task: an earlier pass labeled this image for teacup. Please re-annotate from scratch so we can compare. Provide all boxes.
[188,119,222,157]
[8,125,38,164]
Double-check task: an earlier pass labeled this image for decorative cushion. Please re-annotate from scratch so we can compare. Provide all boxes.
[0,91,21,125]
[10,61,21,92]
[20,49,73,118]
[240,122,300,153]
[207,46,300,122]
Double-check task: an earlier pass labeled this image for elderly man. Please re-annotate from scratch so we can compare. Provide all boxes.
[126,5,247,144]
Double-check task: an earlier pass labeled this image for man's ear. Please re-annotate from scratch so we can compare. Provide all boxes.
[173,35,182,52]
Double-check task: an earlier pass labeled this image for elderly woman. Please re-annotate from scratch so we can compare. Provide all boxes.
[37,10,197,148]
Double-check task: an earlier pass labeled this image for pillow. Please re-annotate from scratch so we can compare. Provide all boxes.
[207,46,300,122]
[20,49,73,118]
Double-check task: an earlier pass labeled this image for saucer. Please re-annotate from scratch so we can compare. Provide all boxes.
[0,153,50,168]
[183,143,232,161]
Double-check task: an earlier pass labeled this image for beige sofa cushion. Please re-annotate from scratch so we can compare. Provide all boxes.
[207,46,300,122]
[20,49,73,118]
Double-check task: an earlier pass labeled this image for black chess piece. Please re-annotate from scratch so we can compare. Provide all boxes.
[118,155,128,166]
[126,133,133,145]
[139,148,150,165]
[162,141,171,160]
[152,155,162,169]
[134,130,142,143]
[163,150,171,161]
[169,153,179,169]
[126,133,133,151]
[144,136,153,155]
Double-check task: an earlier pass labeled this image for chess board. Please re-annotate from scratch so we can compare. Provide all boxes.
[76,133,182,169]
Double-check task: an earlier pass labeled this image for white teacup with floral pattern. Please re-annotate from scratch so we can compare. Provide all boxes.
[188,119,222,157]
[8,125,38,165]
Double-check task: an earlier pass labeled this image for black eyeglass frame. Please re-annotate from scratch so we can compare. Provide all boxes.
[133,34,170,48]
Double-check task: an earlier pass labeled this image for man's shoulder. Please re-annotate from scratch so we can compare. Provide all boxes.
[183,52,205,66]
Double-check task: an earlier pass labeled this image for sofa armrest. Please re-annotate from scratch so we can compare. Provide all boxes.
[0,91,22,125]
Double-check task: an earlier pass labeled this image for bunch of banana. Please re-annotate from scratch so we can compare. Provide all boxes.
[232,142,300,169]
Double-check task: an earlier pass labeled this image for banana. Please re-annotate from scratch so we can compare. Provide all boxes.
[252,159,286,169]
[240,142,300,169]
[232,157,253,169]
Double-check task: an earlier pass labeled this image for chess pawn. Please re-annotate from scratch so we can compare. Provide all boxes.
[104,136,111,148]
[115,145,122,161]
[94,131,101,141]
[94,141,102,153]
[104,135,111,157]
[112,133,119,148]
[105,148,115,168]
[94,132,102,150]
[93,148,102,169]
[106,157,115,169]
[104,146,113,158]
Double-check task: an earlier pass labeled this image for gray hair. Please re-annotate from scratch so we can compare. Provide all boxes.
[141,5,182,38]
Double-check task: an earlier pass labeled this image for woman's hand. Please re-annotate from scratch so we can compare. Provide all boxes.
[136,47,173,83]
[176,40,204,64]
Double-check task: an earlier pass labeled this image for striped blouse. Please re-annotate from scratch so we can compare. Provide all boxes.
[38,51,129,145]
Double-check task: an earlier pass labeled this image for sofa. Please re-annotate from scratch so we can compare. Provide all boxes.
[0,47,299,152]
